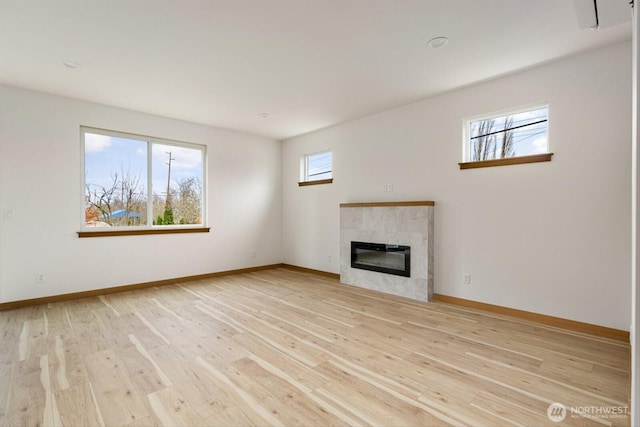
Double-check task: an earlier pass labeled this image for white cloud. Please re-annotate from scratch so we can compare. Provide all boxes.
[153,144,202,169]
[85,133,112,153]
[531,136,548,154]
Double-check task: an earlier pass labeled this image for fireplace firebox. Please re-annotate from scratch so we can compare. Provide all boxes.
[351,241,410,277]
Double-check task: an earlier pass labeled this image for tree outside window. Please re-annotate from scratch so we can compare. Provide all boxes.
[468,106,549,162]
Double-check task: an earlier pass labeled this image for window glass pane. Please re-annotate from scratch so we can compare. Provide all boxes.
[306,151,332,181]
[83,128,206,230]
[84,133,148,227]
[152,143,203,225]
[469,107,548,161]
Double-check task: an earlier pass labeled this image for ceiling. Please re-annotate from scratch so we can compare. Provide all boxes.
[0,1,632,141]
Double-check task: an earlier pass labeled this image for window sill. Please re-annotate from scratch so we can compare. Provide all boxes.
[78,227,210,238]
[298,178,333,187]
[459,153,553,170]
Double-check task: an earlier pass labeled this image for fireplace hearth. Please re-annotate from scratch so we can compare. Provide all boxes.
[351,241,410,277]
[340,201,434,301]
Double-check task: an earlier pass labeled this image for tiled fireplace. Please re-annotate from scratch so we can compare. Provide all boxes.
[340,201,434,302]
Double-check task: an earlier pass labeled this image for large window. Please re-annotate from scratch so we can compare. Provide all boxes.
[460,105,552,169]
[81,127,206,234]
[299,150,333,186]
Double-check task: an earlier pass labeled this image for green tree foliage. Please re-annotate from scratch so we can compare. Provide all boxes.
[163,191,175,225]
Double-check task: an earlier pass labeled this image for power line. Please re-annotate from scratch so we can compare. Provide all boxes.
[470,119,548,140]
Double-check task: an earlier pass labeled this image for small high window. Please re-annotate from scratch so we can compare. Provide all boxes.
[299,150,333,186]
[460,105,552,169]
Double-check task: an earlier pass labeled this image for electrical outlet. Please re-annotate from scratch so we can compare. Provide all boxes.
[463,273,471,285]
[3,209,14,220]
[35,273,45,283]
[328,255,332,263]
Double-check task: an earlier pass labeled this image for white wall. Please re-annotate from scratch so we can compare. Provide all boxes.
[630,3,639,422]
[0,85,282,302]
[282,41,632,330]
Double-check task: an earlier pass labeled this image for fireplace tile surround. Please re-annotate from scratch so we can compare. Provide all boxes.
[340,201,434,302]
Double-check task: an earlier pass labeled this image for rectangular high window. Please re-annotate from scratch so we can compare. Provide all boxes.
[299,150,333,186]
[81,127,207,234]
[461,105,552,169]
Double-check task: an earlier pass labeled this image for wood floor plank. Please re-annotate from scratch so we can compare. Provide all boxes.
[315,360,453,426]
[401,320,545,371]
[232,356,347,426]
[63,303,112,356]
[194,354,286,426]
[203,403,258,427]
[42,304,72,339]
[83,349,149,426]
[0,268,630,426]
[536,355,629,403]
[146,345,238,420]
[54,382,105,427]
[4,358,47,427]
[145,386,207,427]
[470,390,555,426]
[232,331,330,391]
[48,335,90,392]
[118,337,172,396]
[0,359,12,424]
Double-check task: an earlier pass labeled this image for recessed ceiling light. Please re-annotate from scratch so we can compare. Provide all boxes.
[427,37,449,49]
[62,60,82,69]
[258,112,270,119]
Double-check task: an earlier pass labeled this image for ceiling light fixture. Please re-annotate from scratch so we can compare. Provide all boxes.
[427,37,449,49]
[258,112,270,119]
[62,60,82,69]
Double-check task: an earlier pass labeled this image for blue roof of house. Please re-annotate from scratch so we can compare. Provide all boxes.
[104,209,142,218]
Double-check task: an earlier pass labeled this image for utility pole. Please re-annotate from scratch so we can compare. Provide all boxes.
[163,151,176,224]
[165,151,175,198]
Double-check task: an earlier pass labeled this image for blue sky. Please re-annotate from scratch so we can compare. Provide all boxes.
[84,132,203,198]
[307,151,332,180]
[469,107,548,158]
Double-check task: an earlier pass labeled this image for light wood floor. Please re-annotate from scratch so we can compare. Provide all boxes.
[0,268,630,426]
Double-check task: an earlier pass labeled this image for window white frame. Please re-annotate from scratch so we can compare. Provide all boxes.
[462,103,550,165]
[80,126,207,233]
[299,149,333,184]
